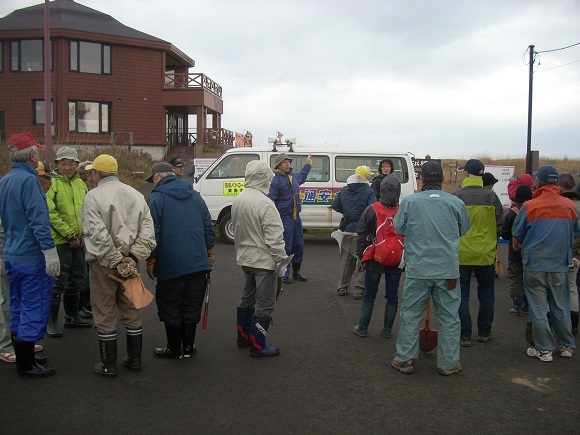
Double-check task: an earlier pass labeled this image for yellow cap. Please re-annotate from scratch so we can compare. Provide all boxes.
[85,154,118,173]
[355,165,373,179]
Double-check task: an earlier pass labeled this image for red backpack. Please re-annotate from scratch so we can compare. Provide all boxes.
[362,203,404,267]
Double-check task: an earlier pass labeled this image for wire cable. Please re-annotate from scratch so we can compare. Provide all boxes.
[535,58,580,73]
[535,42,580,54]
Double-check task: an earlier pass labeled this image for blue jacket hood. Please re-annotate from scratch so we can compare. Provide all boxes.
[153,175,193,199]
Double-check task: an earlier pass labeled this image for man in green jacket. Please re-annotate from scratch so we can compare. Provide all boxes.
[454,159,502,346]
[46,147,92,336]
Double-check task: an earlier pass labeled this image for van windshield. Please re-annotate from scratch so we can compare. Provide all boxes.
[207,154,260,179]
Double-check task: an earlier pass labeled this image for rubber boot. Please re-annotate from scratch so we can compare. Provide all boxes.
[250,316,280,357]
[94,333,117,377]
[11,331,47,365]
[78,290,92,320]
[353,303,374,337]
[47,298,63,338]
[182,323,197,357]
[122,328,142,371]
[63,293,93,328]
[509,295,523,316]
[571,311,578,336]
[237,307,253,348]
[381,304,398,338]
[292,262,307,282]
[154,323,183,359]
[14,337,55,378]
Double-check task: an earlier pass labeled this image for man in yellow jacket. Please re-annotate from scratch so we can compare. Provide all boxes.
[46,147,92,337]
[454,159,502,346]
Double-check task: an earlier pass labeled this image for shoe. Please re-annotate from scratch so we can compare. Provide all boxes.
[460,335,471,347]
[34,344,44,352]
[509,306,522,316]
[354,290,364,300]
[527,347,553,362]
[559,346,573,358]
[154,346,182,359]
[438,362,462,376]
[477,330,493,342]
[391,359,414,374]
[521,301,530,314]
[337,287,348,296]
[282,277,292,285]
[353,326,367,337]
[0,352,16,363]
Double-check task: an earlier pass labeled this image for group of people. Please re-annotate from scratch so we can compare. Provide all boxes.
[0,131,214,378]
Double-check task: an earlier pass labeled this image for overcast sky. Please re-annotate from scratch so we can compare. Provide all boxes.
[2,0,580,159]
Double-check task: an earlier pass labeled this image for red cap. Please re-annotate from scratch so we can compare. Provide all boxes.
[8,132,44,150]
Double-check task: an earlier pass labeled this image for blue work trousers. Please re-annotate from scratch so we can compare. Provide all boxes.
[458,265,495,337]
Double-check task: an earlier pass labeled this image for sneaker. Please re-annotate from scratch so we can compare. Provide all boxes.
[391,358,414,374]
[460,335,471,347]
[0,352,16,363]
[477,330,493,342]
[34,344,44,352]
[509,306,522,316]
[438,362,462,376]
[559,346,573,358]
[527,347,553,362]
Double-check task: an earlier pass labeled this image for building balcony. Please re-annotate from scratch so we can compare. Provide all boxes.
[163,73,223,113]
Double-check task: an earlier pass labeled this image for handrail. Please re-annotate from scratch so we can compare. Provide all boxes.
[164,73,222,98]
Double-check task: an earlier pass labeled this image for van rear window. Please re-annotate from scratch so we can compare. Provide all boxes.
[335,156,409,183]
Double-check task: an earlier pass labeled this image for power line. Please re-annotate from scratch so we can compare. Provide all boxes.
[535,58,580,73]
[535,42,580,54]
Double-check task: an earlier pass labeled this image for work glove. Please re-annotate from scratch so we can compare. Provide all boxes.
[116,257,138,278]
[208,249,215,269]
[69,234,81,249]
[42,248,61,277]
[146,259,156,280]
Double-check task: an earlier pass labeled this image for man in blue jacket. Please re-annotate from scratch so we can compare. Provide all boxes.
[146,162,215,359]
[0,132,61,378]
[269,153,312,284]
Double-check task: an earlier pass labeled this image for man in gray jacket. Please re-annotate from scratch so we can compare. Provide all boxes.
[82,154,156,377]
[232,160,288,357]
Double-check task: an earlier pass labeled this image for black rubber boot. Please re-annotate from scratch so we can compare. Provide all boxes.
[571,311,578,336]
[292,262,307,282]
[14,337,55,378]
[182,323,197,358]
[154,323,183,359]
[47,298,63,338]
[63,293,93,328]
[123,328,143,371]
[11,331,47,364]
[94,333,117,377]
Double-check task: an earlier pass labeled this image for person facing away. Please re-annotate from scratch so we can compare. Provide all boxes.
[391,161,470,375]
[232,160,288,357]
[453,159,502,347]
[557,172,580,336]
[268,152,312,284]
[46,146,92,338]
[354,174,404,339]
[331,165,376,298]
[370,159,395,201]
[0,132,61,378]
[500,185,533,316]
[82,154,156,377]
[145,162,215,359]
[512,165,579,362]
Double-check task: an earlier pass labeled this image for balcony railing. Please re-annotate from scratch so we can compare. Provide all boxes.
[164,73,222,98]
[166,127,234,147]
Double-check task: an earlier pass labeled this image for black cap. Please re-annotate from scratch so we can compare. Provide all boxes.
[421,161,444,182]
[169,156,185,167]
[482,172,498,186]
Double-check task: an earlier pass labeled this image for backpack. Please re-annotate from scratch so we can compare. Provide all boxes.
[510,206,522,252]
[361,203,404,267]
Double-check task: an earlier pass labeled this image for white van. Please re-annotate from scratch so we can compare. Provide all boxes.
[194,147,417,243]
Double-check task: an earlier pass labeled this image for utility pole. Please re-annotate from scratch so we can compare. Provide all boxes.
[525,45,534,174]
[44,0,52,160]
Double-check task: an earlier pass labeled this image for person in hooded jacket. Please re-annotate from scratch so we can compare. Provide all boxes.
[146,162,215,360]
[232,160,288,357]
[353,174,403,339]
[370,159,395,201]
[331,166,376,298]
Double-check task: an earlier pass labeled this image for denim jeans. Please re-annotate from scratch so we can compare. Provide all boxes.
[362,270,401,305]
[458,265,495,337]
[523,270,575,351]
[53,244,87,297]
[239,266,277,319]
[394,278,461,370]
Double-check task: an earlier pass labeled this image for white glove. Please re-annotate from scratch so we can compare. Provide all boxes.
[42,248,61,277]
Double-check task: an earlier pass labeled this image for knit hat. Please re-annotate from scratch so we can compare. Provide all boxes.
[514,185,532,204]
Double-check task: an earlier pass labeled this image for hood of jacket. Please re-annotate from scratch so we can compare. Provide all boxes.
[246,160,274,195]
[379,174,401,206]
[346,173,370,185]
[153,175,193,199]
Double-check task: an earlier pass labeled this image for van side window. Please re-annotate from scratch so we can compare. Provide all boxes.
[269,155,330,182]
[207,154,260,179]
[335,156,409,183]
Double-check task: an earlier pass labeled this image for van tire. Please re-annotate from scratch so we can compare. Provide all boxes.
[219,213,235,245]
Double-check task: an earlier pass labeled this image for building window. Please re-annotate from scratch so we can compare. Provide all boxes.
[34,100,54,125]
[70,40,111,75]
[10,39,52,72]
[68,101,110,133]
